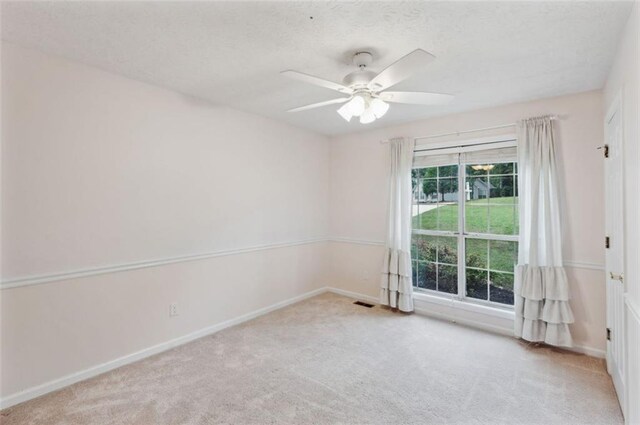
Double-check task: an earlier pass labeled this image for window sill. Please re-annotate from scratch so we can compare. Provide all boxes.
[412,291,515,321]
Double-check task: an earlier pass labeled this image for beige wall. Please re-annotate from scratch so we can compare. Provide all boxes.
[0,43,330,400]
[2,43,330,279]
[328,90,607,353]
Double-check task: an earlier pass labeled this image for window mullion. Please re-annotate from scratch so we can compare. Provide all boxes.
[464,233,518,242]
[457,153,466,301]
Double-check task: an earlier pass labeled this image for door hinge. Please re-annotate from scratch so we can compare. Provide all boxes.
[598,144,609,158]
[605,236,610,249]
[606,328,611,341]
[609,272,624,283]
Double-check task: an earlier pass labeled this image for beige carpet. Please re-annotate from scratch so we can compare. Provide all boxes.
[1,293,622,424]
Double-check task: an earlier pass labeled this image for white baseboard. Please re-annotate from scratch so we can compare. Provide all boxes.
[568,344,606,359]
[326,287,379,304]
[0,287,328,410]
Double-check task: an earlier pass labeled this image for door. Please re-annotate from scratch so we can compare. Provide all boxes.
[605,98,625,415]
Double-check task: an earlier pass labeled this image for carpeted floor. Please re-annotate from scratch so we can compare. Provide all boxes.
[1,293,623,424]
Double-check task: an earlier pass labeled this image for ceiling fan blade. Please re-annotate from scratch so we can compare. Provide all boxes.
[368,49,436,91]
[287,97,350,113]
[281,70,353,95]
[380,91,453,105]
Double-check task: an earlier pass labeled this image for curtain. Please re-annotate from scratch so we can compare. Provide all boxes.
[515,116,574,347]
[380,137,415,312]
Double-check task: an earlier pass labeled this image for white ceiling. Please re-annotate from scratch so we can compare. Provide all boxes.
[1,1,633,136]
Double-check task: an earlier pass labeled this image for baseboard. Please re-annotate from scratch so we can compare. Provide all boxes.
[415,305,606,358]
[0,287,328,410]
[567,344,606,359]
[326,287,379,304]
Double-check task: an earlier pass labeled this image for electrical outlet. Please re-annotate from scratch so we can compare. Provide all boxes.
[169,303,178,317]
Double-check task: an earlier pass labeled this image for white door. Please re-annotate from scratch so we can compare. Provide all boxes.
[605,99,625,415]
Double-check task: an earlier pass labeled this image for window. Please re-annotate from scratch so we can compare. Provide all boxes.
[411,142,518,307]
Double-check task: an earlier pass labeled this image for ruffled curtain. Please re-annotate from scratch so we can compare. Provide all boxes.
[380,137,415,312]
[515,116,574,346]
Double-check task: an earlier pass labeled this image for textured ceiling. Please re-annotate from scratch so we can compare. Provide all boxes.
[1,1,633,136]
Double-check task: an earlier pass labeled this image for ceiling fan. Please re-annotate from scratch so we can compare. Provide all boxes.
[282,49,453,124]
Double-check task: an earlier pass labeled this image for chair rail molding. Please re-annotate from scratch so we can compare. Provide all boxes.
[1,237,328,290]
[329,237,605,271]
[2,236,604,290]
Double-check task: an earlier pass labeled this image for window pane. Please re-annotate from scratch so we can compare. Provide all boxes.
[413,165,459,232]
[489,175,515,200]
[411,235,458,296]
[465,177,489,233]
[467,176,489,201]
[417,179,438,231]
[437,178,458,231]
[466,238,488,269]
[412,201,420,229]
[416,261,436,290]
[466,268,488,300]
[489,272,514,305]
[489,240,517,272]
[438,165,457,178]
[413,234,436,262]
[436,236,458,265]
[488,206,517,235]
[437,264,458,294]
[413,167,438,231]
[423,179,438,203]
[491,162,514,175]
[424,167,437,178]
[466,164,488,177]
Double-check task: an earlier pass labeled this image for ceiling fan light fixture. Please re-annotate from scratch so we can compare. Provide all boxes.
[370,98,389,118]
[347,95,366,116]
[359,107,376,124]
[337,102,354,122]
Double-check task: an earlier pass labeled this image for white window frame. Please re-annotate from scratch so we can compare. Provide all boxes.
[412,135,518,311]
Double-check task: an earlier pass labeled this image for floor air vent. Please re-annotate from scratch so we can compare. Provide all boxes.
[353,301,374,308]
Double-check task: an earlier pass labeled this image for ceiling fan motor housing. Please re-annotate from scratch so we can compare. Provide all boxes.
[352,51,373,67]
[343,70,376,89]
[343,51,375,89]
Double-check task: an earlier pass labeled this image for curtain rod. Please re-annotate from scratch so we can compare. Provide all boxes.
[379,115,558,144]
[413,138,516,154]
